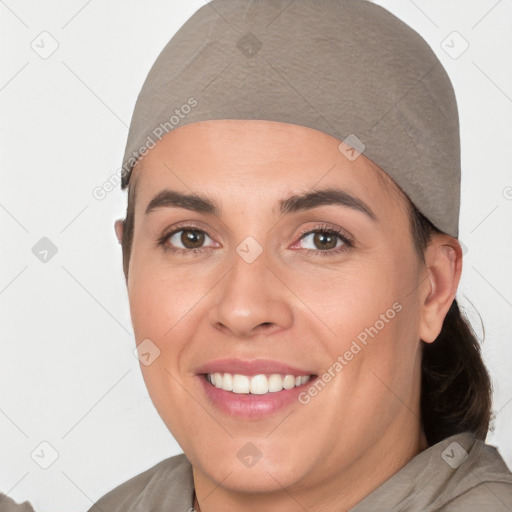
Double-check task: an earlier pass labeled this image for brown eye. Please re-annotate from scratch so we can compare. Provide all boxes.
[158,228,214,253]
[299,229,348,252]
[311,231,338,250]
[175,229,206,249]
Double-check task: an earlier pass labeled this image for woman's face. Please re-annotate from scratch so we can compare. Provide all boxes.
[123,120,430,496]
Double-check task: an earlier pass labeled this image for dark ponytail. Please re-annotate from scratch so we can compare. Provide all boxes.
[410,204,493,445]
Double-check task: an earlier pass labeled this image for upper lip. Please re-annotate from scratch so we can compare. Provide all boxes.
[195,358,316,376]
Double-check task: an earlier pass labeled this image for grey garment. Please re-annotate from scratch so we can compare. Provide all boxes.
[88,454,194,512]
[120,0,461,238]
[350,432,512,512]
[89,432,512,511]
[0,495,34,512]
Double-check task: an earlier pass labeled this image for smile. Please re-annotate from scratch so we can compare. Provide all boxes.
[205,372,312,394]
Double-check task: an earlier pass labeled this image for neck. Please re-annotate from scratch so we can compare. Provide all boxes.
[192,418,428,512]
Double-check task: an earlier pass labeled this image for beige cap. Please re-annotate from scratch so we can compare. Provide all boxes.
[121,0,461,237]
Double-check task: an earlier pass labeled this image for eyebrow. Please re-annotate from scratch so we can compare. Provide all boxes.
[145,187,377,221]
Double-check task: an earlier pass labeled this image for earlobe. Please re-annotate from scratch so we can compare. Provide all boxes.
[114,219,125,245]
[419,237,463,344]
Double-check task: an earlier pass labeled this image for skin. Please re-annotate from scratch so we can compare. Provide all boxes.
[114,119,462,512]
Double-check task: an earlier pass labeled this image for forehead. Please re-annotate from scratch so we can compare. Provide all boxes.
[130,120,404,215]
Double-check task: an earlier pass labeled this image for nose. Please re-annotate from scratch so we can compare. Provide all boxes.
[208,246,294,339]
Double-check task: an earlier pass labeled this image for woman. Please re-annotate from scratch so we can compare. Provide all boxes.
[89,0,512,510]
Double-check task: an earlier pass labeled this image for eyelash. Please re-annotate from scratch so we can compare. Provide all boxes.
[156,223,354,257]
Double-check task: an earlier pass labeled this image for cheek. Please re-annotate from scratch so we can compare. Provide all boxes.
[127,253,207,342]
[306,251,421,401]
[127,262,204,437]
[303,253,415,344]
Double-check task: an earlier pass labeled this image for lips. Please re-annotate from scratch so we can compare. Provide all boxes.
[195,358,317,417]
[195,358,315,377]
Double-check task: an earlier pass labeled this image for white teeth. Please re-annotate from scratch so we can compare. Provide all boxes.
[232,374,250,393]
[221,372,233,391]
[213,372,223,388]
[282,375,295,390]
[250,374,269,394]
[268,374,283,392]
[206,372,311,394]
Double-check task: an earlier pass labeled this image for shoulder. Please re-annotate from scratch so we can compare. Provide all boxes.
[437,481,512,511]
[88,452,194,512]
[0,494,35,512]
[349,432,512,512]
[434,435,512,511]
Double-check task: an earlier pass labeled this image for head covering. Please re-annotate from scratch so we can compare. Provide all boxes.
[120,0,461,238]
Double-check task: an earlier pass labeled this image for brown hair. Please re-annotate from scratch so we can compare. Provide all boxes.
[120,170,138,281]
[409,206,492,445]
[118,173,492,446]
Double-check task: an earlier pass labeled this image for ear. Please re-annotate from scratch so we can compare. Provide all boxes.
[114,219,124,245]
[419,235,463,343]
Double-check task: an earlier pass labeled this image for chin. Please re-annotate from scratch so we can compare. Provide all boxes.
[200,458,306,493]
[185,435,314,492]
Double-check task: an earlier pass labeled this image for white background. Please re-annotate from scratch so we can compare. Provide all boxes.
[1,1,511,510]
